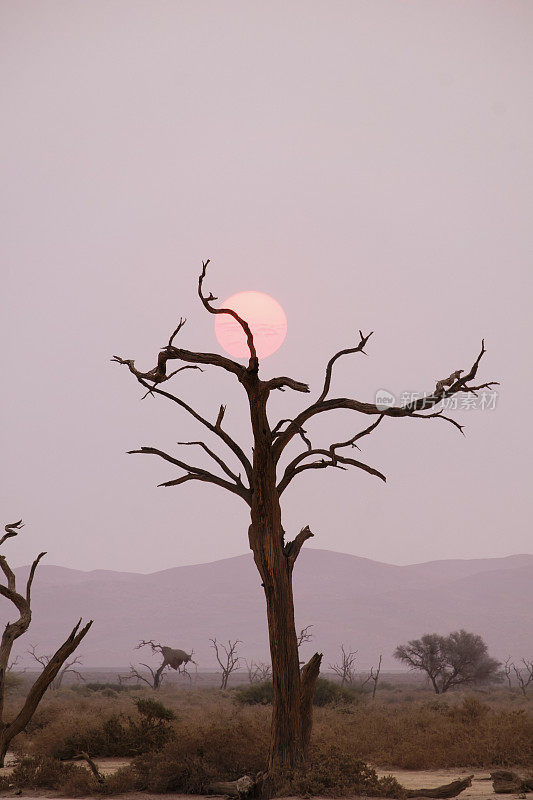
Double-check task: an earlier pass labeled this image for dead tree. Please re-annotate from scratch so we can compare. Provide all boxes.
[246,660,272,684]
[210,637,242,689]
[112,260,496,786]
[503,656,513,690]
[123,663,165,690]
[329,644,358,685]
[512,659,533,696]
[27,647,85,689]
[361,654,382,700]
[125,640,194,689]
[297,625,313,648]
[0,520,92,765]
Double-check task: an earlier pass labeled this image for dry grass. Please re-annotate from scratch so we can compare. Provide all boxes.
[2,680,531,795]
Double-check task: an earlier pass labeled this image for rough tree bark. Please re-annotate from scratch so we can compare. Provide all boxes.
[112,260,496,789]
[0,521,92,766]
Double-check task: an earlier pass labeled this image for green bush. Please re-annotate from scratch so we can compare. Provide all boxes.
[314,678,361,706]
[82,682,139,692]
[234,680,273,705]
[234,678,360,707]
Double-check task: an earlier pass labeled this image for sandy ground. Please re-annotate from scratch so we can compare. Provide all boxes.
[0,758,520,800]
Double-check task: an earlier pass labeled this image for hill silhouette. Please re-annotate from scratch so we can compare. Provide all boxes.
[5,549,532,671]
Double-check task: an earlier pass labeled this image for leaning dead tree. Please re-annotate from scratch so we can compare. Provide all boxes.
[124,640,194,689]
[297,625,313,648]
[113,260,496,788]
[512,659,533,696]
[210,637,242,689]
[0,520,92,765]
[361,654,382,700]
[27,647,85,690]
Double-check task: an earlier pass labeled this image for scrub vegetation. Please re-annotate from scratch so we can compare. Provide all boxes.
[0,676,531,796]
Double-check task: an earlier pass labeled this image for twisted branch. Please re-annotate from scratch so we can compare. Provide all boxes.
[198,260,258,372]
[113,367,252,484]
[273,340,496,463]
[317,330,373,404]
[128,446,251,503]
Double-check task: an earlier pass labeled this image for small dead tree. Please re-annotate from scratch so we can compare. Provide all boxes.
[7,655,23,673]
[503,656,513,690]
[361,654,382,700]
[329,645,357,686]
[297,625,314,666]
[297,625,313,648]
[512,659,533,696]
[28,647,85,690]
[246,660,272,684]
[211,637,242,689]
[0,520,92,765]
[123,663,165,690]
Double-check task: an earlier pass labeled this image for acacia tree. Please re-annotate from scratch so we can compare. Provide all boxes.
[0,521,92,765]
[394,630,501,693]
[112,261,496,784]
[124,640,194,689]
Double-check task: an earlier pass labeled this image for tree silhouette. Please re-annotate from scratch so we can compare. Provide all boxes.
[394,630,501,693]
[113,261,496,787]
[0,521,92,765]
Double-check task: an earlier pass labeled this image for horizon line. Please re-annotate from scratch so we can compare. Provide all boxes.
[12,547,533,577]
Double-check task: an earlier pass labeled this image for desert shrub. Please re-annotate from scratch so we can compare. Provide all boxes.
[134,709,269,792]
[22,697,176,759]
[235,678,359,707]
[290,746,405,797]
[126,697,176,752]
[447,696,490,723]
[422,699,450,714]
[135,696,176,722]
[83,682,139,692]
[310,701,533,769]
[313,677,361,706]
[135,750,217,793]
[10,683,533,776]
[3,756,139,797]
[56,768,99,797]
[234,680,273,705]
[6,756,92,790]
[99,765,138,795]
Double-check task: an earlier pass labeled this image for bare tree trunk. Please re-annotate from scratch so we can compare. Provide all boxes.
[0,619,91,766]
[153,663,165,689]
[246,378,320,782]
[300,653,322,756]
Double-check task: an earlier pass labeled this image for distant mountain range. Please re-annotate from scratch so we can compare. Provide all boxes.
[4,550,532,672]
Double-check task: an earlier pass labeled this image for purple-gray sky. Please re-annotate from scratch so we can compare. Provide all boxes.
[2,1,532,573]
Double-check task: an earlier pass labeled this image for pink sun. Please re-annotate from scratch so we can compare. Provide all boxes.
[214,291,287,359]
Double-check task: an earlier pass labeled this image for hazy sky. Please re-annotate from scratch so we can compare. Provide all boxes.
[2,1,532,573]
